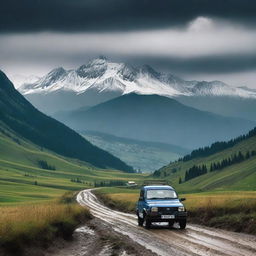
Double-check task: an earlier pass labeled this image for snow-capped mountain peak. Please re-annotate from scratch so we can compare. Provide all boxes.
[117,64,138,82]
[40,67,67,87]
[77,57,108,79]
[18,58,256,99]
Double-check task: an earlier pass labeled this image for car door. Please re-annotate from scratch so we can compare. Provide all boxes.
[137,189,145,218]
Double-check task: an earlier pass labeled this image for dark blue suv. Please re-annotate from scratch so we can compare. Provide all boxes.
[136,185,187,229]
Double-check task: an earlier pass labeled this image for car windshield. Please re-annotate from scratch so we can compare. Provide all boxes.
[146,189,177,200]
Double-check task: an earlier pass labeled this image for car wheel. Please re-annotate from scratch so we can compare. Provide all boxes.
[179,219,187,229]
[138,216,144,226]
[145,217,151,229]
[168,221,174,228]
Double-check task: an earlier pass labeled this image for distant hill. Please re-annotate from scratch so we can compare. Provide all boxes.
[154,127,256,192]
[81,131,189,172]
[55,93,255,149]
[177,95,256,122]
[0,70,133,172]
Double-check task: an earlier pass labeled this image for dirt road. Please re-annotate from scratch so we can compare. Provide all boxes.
[77,189,256,256]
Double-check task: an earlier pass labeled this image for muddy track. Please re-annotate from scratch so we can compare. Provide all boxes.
[77,189,256,256]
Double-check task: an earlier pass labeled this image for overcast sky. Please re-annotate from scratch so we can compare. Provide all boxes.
[1,0,256,88]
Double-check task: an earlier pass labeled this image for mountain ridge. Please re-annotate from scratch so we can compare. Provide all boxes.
[17,57,256,120]
[56,93,255,149]
[20,58,256,99]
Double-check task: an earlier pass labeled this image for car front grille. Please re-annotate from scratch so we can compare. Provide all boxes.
[158,207,178,214]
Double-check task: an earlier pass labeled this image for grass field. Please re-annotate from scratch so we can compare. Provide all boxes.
[0,131,147,205]
[95,188,256,234]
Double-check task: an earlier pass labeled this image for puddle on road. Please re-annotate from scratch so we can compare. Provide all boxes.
[120,251,129,256]
[75,226,95,235]
[97,244,113,256]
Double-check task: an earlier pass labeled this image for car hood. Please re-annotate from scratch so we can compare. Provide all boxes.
[146,199,183,207]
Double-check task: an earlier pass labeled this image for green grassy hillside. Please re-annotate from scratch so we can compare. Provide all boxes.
[0,70,133,172]
[0,127,145,205]
[155,128,256,192]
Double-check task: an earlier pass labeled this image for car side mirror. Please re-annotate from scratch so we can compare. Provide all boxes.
[139,196,144,201]
[180,198,186,202]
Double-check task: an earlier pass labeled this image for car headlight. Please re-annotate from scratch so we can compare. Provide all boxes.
[178,206,185,212]
[151,207,158,212]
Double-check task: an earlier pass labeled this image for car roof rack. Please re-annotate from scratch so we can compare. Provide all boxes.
[143,180,169,186]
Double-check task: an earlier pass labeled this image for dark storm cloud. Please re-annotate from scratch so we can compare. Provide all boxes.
[1,0,256,32]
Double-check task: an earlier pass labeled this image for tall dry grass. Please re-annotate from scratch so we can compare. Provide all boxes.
[186,193,256,233]
[0,195,91,254]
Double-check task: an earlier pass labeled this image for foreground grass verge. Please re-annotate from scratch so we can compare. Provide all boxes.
[187,192,256,234]
[0,192,91,255]
[95,188,256,235]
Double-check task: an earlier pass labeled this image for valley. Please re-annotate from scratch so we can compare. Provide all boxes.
[1,63,256,255]
[0,128,144,205]
[0,70,143,206]
[1,66,256,205]
[81,130,188,172]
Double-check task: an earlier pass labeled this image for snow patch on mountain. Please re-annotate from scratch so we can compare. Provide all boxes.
[192,81,256,98]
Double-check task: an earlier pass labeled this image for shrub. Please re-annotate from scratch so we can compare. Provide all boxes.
[37,160,56,170]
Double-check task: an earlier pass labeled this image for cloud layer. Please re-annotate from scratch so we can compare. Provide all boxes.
[1,0,256,32]
[1,17,256,87]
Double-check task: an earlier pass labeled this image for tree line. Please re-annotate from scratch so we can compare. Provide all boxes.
[209,150,256,172]
[181,164,208,183]
[37,160,56,170]
[180,150,256,183]
[94,180,126,187]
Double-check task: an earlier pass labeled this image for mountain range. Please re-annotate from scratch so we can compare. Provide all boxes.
[56,93,255,149]
[18,57,256,120]
[0,70,133,172]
